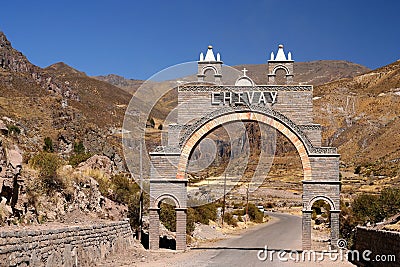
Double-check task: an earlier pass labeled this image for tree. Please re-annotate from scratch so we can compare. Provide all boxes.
[352,194,383,224]
[380,187,400,218]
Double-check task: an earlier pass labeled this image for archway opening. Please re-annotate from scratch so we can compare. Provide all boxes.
[204,69,216,83]
[158,198,177,250]
[275,68,287,85]
[186,119,305,248]
[311,199,332,250]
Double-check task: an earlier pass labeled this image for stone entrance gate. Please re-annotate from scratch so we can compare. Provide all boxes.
[148,45,340,251]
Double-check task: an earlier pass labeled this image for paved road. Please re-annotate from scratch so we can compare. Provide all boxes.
[202,212,302,266]
[147,212,353,267]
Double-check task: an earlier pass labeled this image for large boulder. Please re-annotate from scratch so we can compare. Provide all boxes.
[77,155,113,175]
[0,120,8,135]
[6,145,22,169]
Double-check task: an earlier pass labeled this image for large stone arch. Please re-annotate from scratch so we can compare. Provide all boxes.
[171,107,340,250]
[148,45,340,252]
[149,106,340,251]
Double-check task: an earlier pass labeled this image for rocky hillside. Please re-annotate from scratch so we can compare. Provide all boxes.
[95,74,143,94]
[94,60,369,95]
[0,31,137,226]
[314,60,400,173]
[0,31,132,164]
[235,60,370,85]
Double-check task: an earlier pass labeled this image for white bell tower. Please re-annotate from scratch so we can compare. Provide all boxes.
[197,45,223,85]
[267,44,294,85]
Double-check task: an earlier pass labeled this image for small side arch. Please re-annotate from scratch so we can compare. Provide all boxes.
[306,196,336,211]
[201,65,218,76]
[272,64,290,76]
[154,193,181,209]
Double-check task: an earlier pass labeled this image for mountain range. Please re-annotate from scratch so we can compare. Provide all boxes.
[1,30,399,180]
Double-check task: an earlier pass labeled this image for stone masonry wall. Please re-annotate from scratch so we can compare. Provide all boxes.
[177,86,314,126]
[352,227,399,266]
[0,221,134,267]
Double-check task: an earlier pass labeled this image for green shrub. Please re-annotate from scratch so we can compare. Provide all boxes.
[69,152,92,167]
[7,125,20,135]
[186,208,196,234]
[246,203,264,223]
[312,209,317,220]
[29,152,63,194]
[223,212,237,227]
[352,193,383,223]
[340,188,400,246]
[160,202,176,232]
[127,189,149,230]
[232,209,245,216]
[109,174,140,204]
[192,203,217,225]
[43,137,54,152]
[73,141,85,154]
[158,202,218,235]
[69,141,91,167]
[380,187,400,218]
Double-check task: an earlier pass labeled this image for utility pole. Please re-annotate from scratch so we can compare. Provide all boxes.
[222,173,227,227]
[138,140,143,241]
[245,183,249,225]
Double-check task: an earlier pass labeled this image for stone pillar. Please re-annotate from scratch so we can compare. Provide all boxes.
[176,208,187,251]
[267,74,275,85]
[302,210,312,250]
[149,208,160,250]
[286,75,294,84]
[215,74,222,85]
[330,210,340,249]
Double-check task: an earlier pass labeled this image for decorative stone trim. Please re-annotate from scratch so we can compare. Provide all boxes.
[309,147,338,155]
[302,180,341,184]
[150,146,181,155]
[178,85,313,92]
[177,105,337,155]
[298,124,322,131]
[150,179,188,183]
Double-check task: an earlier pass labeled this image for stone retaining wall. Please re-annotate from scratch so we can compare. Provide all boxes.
[352,227,399,266]
[0,221,134,267]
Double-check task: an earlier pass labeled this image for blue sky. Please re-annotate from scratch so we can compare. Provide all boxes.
[1,0,399,80]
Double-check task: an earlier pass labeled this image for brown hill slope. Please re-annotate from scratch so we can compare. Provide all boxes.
[314,60,400,173]
[95,60,369,95]
[0,32,132,164]
[235,60,369,85]
[94,74,143,94]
